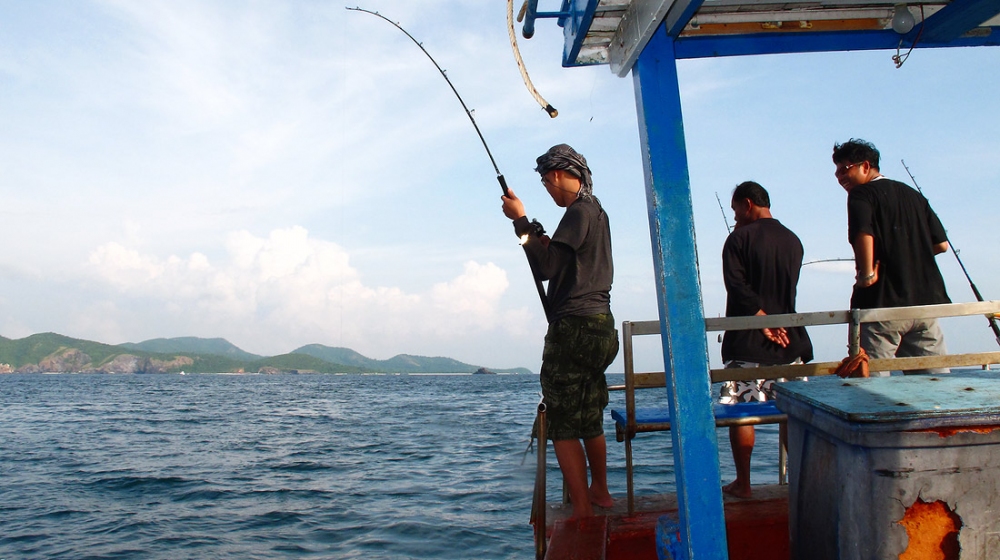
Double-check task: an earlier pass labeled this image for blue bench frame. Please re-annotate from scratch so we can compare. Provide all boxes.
[612,401,783,429]
[611,400,788,516]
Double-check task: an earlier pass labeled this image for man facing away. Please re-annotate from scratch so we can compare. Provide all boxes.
[833,139,951,375]
[500,144,619,519]
[720,181,813,498]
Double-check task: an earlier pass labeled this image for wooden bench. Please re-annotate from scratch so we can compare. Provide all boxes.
[609,302,1000,516]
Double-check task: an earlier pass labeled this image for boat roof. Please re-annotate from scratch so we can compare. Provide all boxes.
[532,0,1000,76]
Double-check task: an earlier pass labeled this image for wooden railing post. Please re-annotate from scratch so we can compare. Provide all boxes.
[849,308,862,358]
[622,320,637,516]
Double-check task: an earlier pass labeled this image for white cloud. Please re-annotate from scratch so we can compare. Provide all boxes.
[85,226,525,356]
[431,261,510,326]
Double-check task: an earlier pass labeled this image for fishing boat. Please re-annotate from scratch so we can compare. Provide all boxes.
[514,2,1000,559]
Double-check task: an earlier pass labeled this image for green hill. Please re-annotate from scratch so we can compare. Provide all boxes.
[292,344,533,374]
[293,345,374,368]
[381,354,476,373]
[0,333,533,375]
[0,332,126,368]
[246,353,366,374]
[119,337,261,360]
[0,333,348,374]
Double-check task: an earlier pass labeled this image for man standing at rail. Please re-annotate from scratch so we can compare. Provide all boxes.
[720,181,813,498]
[500,144,618,518]
[833,139,951,375]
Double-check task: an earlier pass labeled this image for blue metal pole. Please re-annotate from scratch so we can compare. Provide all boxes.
[631,22,729,560]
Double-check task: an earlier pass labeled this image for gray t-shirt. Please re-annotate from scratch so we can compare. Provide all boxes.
[514,198,613,321]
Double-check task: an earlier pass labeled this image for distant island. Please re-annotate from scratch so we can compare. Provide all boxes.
[0,332,534,375]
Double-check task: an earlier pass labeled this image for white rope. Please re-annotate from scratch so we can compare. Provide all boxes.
[507,0,557,118]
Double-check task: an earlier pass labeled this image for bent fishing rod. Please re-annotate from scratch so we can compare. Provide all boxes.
[348,7,552,319]
[902,159,1000,346]
[346,7,509,197]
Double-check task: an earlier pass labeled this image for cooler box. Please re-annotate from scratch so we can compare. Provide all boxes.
[774,372,1000,560]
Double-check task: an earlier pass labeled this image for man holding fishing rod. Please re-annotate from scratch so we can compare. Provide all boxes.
[833,138,951,375]
[500,144,618,519]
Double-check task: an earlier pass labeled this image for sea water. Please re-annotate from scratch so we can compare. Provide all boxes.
[0,373,776,559]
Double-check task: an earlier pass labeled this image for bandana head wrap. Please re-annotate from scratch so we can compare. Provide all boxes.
[534,144,596,202]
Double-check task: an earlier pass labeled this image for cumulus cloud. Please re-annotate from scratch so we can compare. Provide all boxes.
[430,261,510,327]
[86,226,520,355]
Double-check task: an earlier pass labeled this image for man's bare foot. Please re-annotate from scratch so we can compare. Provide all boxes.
[722,479,752,499]
[589,488,614,508]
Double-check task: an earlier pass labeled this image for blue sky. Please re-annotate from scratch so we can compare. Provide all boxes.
[1,1,998,372]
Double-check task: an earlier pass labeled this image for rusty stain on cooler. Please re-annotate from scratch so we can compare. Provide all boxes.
[898,499,961,560]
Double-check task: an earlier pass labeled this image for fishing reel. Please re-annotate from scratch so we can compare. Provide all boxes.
[519,219,548,247]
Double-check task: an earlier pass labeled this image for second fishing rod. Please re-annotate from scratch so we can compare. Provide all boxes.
[902,160,1000,347]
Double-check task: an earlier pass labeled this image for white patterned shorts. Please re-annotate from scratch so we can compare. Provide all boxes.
[718,360,805,404]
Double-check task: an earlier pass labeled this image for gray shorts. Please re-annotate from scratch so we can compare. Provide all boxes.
[861,318,949,376]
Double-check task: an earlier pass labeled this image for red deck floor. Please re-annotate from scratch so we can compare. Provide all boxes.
[545,485,789,560]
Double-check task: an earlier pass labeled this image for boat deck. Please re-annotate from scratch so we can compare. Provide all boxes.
[544,485,789,560]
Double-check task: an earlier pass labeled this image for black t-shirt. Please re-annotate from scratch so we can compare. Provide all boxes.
[514,198,612,321]
[721,218,813,365]
[847,177,950,309]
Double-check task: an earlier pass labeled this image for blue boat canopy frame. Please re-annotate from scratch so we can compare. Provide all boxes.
[527,0,1000,73]
[523,1,1000,559]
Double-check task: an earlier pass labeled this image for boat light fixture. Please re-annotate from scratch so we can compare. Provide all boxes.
[892,4,915,34]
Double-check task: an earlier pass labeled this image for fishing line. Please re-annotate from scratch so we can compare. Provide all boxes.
[347,6,510,196]
[507,0,557,118]
[901,159,1000,346]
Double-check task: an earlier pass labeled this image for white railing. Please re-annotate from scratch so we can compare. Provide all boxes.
[618,301,1000,385]
[608,301,1000,515]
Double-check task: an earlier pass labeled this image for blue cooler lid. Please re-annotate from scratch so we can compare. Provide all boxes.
[774,371,1000,425]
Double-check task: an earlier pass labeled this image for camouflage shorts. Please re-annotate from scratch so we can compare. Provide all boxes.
[537,313,619,441]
